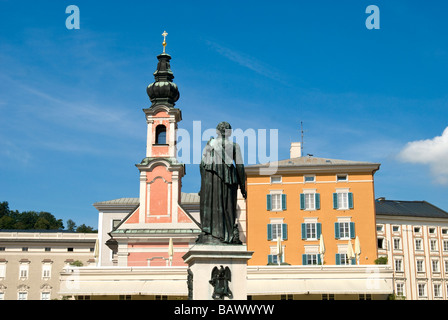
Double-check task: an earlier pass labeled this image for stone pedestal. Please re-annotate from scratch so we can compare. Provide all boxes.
[182,244,253,300]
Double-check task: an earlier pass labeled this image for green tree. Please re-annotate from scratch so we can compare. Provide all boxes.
[37,212,63,229]
[66,219,76,232]
[76,224,97,233]
[34,217,51,229]
[0,201,10,218]
[14,211,38,229]
[0,215,15,229]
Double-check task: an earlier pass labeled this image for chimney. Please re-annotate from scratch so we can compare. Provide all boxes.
[290,142,301,158]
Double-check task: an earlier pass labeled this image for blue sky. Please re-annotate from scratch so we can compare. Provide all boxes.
[1,0,447,228]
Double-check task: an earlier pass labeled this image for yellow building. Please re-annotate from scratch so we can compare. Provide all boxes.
[245,143,380,267]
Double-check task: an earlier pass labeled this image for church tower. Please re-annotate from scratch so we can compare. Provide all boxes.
[134,42,186,225]
[108,32,200,267]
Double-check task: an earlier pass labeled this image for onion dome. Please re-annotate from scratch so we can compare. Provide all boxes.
[146,52,180,108]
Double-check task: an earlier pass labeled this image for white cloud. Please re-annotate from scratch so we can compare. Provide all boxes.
[397,127,448,184]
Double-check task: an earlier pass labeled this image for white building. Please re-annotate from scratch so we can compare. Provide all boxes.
[0,230,96,300]
[376,198,448,300]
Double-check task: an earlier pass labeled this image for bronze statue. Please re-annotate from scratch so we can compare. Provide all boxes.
[197,122,246,245]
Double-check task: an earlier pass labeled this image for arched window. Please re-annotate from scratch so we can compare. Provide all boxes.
[155,125,167,144]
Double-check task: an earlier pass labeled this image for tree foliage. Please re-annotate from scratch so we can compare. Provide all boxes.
[0,201,96,232]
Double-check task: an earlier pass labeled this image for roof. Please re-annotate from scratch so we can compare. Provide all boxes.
[93,192,200,207]
[246,156,380,174]
[111,228,200,235]
[375,199,448,219]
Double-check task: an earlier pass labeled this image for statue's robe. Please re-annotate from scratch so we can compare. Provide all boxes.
[199,137,246,244]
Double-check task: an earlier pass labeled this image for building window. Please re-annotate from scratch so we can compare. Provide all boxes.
[359,294,372,300]
[42,264,52,279]
[322,294,335,300]
[302,254,320,265]
[267,222,287,241]
[18,292,28,300]
[336,174,348,182]
[335,253,355,265]
[442,228,448,235]
[22,247,28,252]
[445,260,448,273]
[0,247,5,251]
[266,193,286,211]
[19,264,29,279]
[300,191,320,211]
[396,283,405,297]
[377,238,385,249]
[281,294,293,300]
[304,175,315,183]
[395,259,403,272]
[45,247,51,252]
[414,226,421,233]
[0,263,6,279]
[443,240,448,252]
[432,260,440,273]
[301,222,321,240]
[429,227,436,235]
[335,221,355,240]
[41,292,51,300]
[434,284,442,298]
[155,295,168,300]
[415,239,422,251]
[430,239,438,251]
[270,176,282,184]
[417,284,426,298]
[271,194,282,210]
[268,254,283,265]
[393,238,401,250]
[333,192,353,210]
[376,225,384,232]
[155,125,167,144]
[119,295,132,300]
[67,247,74,252]
[392,225,400,232]
[416,260,424,272]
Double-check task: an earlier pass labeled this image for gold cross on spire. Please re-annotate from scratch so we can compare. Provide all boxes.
[162,31,168,53]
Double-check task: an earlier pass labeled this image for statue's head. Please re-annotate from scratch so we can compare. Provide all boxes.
[216,121,232,138]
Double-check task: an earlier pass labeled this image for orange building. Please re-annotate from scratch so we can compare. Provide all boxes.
[245,143,380,267]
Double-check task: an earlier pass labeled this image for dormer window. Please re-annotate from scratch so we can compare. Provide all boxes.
[155,125,167,144]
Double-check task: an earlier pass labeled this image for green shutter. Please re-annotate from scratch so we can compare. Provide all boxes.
[350,222,355,239]
[267,194,272,211]
[335,253,341,265]
[348,192,354,209]
[301,223,306,240]
[317,254,322,265]
[268,255,273,264]
[315,193,321,210]
[335,222,340,239]
[317,223,322,239]
[282,224,288,240]
[333,193,338,209]
[282,194,287,210]
[300,193,305,210]
[351,257,356,265]
[267,224,273,240]
[302,254,307,265]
